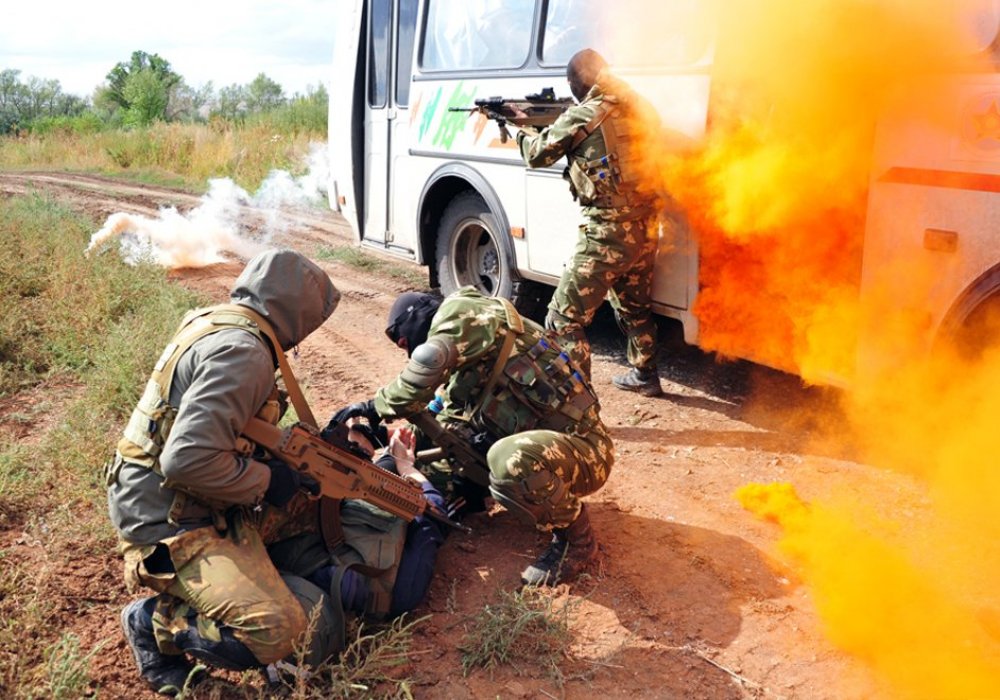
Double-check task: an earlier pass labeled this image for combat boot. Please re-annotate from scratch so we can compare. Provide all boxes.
[520,505,598,586]
[120,598,200,696]
[612,366,663,397]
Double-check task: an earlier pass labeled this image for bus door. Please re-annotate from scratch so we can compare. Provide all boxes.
[364,0,419,250]
[363,0,391,245]
[386,0,419,252]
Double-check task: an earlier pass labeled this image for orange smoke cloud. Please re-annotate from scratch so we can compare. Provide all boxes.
[632,0,981,377]
[738,477,1000,698]
[615,0,1000,695]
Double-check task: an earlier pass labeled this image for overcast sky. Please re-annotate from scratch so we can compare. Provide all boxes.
[0,0,339,98]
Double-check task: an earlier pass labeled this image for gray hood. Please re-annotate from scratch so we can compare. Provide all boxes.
[230,249,340,350]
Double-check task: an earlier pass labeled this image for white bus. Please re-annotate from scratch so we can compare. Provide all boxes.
[328,0,1000,381]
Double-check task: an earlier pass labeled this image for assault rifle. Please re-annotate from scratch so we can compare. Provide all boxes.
[449,87,574,143]
[241,416,470,534]
[408,410,491,486]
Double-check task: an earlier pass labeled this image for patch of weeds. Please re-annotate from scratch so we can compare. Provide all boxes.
[43,633,108,700]
[315,245,427,288]
[459,585,576,683]
[274,613,426,699]
[0,443,34,508]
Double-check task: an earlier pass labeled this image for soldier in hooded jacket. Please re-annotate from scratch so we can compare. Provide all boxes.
[368,287,615,587]
[517,48,664,397]
[107,250,447,696]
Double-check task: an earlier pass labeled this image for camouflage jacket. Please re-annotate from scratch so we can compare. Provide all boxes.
[517,71,660,223]
[375,288,601,438]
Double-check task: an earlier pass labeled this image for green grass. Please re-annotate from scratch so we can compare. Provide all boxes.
[0,121,326,193]
[459,585,576,683]
[314,245,428,289]
[0,192,204,696]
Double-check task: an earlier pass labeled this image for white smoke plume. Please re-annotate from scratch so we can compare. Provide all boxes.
[86,142,330,269]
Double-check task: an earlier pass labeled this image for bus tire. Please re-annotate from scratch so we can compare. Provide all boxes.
[950,294,1000,362]
[435,192,511,299]
[434,193,552,319]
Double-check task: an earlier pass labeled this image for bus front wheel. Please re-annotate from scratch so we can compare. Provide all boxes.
[435,192,513,299]
[434,192,551,320]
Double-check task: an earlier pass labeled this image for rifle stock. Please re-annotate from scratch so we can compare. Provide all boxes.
[242,417,469,533]
[409,411,490,487]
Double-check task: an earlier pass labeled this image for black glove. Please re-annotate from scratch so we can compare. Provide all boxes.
[329,399,380,427]
[326,399,387,448]
[447,475,489,519]
[263,461,308,507]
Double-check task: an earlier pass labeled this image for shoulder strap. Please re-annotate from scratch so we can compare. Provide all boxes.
[569,103,613,151]
[213,303,319,430]
[466,297,525,420]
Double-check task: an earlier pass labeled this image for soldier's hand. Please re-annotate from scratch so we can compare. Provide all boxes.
[263,460,317,507]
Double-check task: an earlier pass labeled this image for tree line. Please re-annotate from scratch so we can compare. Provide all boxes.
[0,50,327,135]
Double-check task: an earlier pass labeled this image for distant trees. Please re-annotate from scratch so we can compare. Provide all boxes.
[0,69,85,134]
[0,51,328,135]
[103,51,182,127]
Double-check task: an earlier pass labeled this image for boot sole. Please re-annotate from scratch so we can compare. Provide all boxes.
[612,381,663,397]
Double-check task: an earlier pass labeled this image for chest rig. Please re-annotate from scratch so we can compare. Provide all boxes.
[110,304,285,523]
[465,298,600,438]
[566,92,653,216]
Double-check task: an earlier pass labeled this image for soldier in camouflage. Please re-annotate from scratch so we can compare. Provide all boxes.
[371,287,615,586]
[517,48,664,396]
[107,251,341,694]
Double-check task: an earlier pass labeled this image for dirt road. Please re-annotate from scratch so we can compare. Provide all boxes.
[0,173,905,698]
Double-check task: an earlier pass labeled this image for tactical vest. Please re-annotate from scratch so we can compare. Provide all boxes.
[471,298,600,438]
[566,92,653,217]
[334,500,408,618]
[110,304,283,525]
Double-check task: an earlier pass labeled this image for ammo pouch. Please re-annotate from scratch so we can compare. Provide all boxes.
[478,334,599,438]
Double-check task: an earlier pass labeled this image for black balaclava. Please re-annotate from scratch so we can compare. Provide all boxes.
[385,292,441,357]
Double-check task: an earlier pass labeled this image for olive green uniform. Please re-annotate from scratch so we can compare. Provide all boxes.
[375,288,614,530]
[108,252,340,666]
[518,71,661,376]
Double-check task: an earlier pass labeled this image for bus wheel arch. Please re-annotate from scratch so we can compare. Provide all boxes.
[418,165,548,317]
[935,264,1000,361]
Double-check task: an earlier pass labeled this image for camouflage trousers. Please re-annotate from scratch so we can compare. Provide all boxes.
[486,419,614,531]
[546,216,659,376]
[121,505,316,665]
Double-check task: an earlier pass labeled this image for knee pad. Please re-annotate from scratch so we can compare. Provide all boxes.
[489,470,569,528]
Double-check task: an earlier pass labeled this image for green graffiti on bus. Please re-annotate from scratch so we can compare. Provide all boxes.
[432,81,476,150]
[418,87,442,142]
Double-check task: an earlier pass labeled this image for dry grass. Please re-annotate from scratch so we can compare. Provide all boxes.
[0,121,325,192]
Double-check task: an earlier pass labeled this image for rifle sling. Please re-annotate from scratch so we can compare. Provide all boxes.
[465,297,524,421]
[214,303,318,430]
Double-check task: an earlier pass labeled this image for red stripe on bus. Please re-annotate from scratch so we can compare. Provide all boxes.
[879,166,1000,193]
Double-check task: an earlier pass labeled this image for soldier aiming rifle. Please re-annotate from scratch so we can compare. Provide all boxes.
[450,87,574,143]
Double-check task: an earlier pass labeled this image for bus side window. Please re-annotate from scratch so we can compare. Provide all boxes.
[421,0,535,71]
[369,0,391,107]
[396,0,419,106]
[542,0,596,66]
